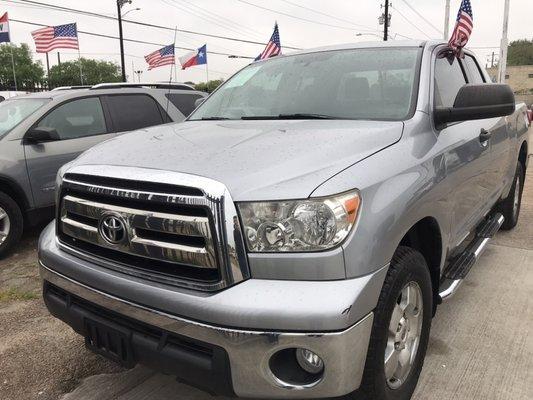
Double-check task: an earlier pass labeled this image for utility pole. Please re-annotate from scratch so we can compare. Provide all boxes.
[444,0,451,40]
[117,0,131,82]
[497,0,511,84]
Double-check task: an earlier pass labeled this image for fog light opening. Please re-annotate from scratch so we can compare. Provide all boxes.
[295,348,324,374]
[269,348,325,388]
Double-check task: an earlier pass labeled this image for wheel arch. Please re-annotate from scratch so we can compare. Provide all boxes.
[518,140,528,172]
[397,216,443,314]
[0,175,31,215]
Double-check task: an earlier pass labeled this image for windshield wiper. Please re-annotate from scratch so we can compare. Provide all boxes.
[241,113,336,120]
[198,116,231,120]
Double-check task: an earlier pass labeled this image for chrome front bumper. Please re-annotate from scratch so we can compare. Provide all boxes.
[40,264,374,399]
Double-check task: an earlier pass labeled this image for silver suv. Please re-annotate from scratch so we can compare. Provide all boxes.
[0,83,206,256]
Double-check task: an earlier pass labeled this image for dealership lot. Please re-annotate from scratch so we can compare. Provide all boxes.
[0,136,531,400]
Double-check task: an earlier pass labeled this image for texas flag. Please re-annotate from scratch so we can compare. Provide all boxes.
[0,13,10,43]
[179,44,207,70]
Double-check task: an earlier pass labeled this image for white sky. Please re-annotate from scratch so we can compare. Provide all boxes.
[1,0,531,84]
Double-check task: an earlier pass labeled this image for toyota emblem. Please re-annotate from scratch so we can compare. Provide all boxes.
[98,213,127,244]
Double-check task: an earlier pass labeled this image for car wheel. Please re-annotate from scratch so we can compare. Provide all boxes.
[499,162,524,231]
[0,192,24,258]
[353,247,433,400]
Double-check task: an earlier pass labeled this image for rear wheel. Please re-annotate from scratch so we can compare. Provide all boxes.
[0,192,23,258]
[353,247,433,400]
[498,163,524,231]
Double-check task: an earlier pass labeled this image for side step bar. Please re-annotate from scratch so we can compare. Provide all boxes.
[438,213,504,302]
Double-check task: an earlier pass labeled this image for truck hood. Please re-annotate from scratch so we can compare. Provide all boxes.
[71,120,403,200]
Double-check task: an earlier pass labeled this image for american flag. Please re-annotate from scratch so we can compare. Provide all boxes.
[255,23,281,61]
[31,23,79,53]
[145,44,175,70]
[448,0,473,53]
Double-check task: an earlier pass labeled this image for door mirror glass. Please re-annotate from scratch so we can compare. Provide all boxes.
[194,97,205,109]
[25,127,60,143]
[434,84,515,129]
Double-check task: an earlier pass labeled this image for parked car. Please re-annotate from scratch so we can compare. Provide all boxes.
[39,41,529,400]
[0,90,29,102]
[0,83,206,256]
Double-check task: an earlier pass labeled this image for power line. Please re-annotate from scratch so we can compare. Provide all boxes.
[172,0,265,40]
[9,18,255,59]
[398,0,443,36]
[278,0,380,32]
[390,5,432,39]
[162,0,263,43]
[235,0,361,31]
[14,0,301,50]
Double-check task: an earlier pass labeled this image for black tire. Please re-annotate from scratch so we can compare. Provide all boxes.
[498,162,524,231]
[352,247,433,400]
[0,191,24,258]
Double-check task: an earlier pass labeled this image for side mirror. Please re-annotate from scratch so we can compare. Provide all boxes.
[194,97,206,108]
[25,127,60,144]
[434,84,515,130]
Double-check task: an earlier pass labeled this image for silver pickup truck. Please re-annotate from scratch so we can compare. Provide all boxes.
[39,41,529,400]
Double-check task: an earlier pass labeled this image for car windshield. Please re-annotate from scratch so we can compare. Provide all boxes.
[0,98,49,138]
[189,47,421,121]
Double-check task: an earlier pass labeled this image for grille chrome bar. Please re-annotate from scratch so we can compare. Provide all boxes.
[56,165,250,291]
[60,195,217,269]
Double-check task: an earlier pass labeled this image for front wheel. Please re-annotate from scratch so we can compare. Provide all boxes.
[0,192,24,258]
[353,247,433,400]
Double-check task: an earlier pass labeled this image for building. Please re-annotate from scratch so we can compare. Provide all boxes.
[487,65,533,107]
[487,65,533,93]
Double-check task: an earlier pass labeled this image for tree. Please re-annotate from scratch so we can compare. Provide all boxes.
[0,43,45,90]
[195,79,224,93]
[507,39,533,66]
[48,58,121,87]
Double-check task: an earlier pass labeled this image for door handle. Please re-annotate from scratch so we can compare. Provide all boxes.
[479,129,492,143]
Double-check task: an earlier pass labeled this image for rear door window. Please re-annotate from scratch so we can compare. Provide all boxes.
[165,93,203,117]
[105,94,164,132]
[35,97,107,140]
[463,55,486,84]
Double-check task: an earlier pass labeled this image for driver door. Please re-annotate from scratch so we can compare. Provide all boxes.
[24,96,115,209]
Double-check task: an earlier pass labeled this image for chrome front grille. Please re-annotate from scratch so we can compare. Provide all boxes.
[57,166,249,291]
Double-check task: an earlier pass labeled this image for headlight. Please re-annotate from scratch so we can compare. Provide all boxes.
[237,191,360,252]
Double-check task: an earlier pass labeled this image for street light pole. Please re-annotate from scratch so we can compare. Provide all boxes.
[117,0,131,82]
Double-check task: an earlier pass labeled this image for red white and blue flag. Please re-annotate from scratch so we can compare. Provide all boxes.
[31,23,79,53]
[448,0,473,54]
[179,44,207,70]
[0,13,11,43]
[145,44,175,70]
[255,23,281,61]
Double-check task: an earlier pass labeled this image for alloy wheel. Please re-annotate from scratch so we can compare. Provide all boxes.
[384,281,423,389]
[512,175,521,219]
[0,206,10,246]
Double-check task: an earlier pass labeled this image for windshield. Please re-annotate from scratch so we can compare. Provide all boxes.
[190,47,421,121]
[0,98,49,138]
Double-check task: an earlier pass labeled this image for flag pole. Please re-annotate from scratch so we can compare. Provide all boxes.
[9,46,18,91]
[171,26,178,83]
[205,63,209,86]
[77,47,83,85]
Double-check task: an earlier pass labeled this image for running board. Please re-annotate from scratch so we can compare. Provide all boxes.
[438,213,504,302]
